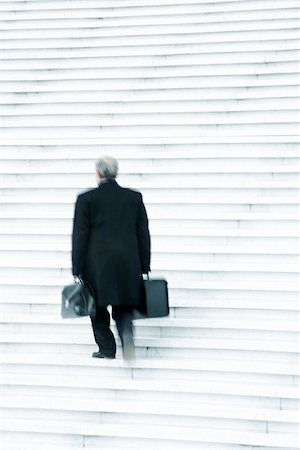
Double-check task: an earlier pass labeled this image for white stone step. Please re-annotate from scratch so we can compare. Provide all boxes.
[1,51,297,73]
[0,393,297,424]
[0,191,298,206]
[1,126,297,139]
[1,135,297,144]
[0,142,298,159]
[0,0,294,6]
[1,298,298,323]
[8,301,298,321]
[1,203,298,220]
[2,4,298,23]
[0,4,298,24]
[1,325,298,353]
[0,119,297,136]
[1,403,298,435]
[1,86,298,110]
[0,236,297,256]
[1,348,298,389]
[1,125,297,139]
[2,348,297,388]
[1,368,298,399]
[0,158,298,174]
[0,0,262,4]
[0,441,258,450]
[0,71,297,89]
[0,98,298,115]
[1,350,299,388]
[0,225,298,240]
[0,194,297,206]
[1,313,298,333]
[0,219,297,237]
[1,55,298,79]
[1,291,298,311]
[0,0,297,14]
[0,276,298,297]
[0,273,297,293]
[0,177,297,188]
[0,22,298,43]
[0,233,297,253]
[0,416,298,448]
[1,31,298,52]
[0,264,298,285]
[0,110,298,126]
[0,255,297,277]
[1,333,298,361]
[0,228,295,246]
[0,441,295,450]
[0,39,298,61]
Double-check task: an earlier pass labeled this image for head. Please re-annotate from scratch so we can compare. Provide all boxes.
[95,156,119,184]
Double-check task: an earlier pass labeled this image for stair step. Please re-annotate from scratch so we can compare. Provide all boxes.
[0,27,298,45]
[0,5,298,25]
[0,336,298,374]
[0,73,297,89]
[1,293,298,311]
[0,274,298,293]
[1,393,298,423]
[0,253,297,271]
[0,220,298,236]
[1,313,299,332]
[1,32,298,51]
[0,417,298,447]
[0,240,298,256]
[1,208,298,221]
[1,369,298,399]
[0,193,299,208]
[0,14,297,33]
[0,326,298,353]
[0,0,295,8]
[1,135,297,143]
[0,0,297,14]
[1,98,298,113]
[1,85,298,105]
[0,142,298,159]
[0,158,298,173]
[1,350,297,388]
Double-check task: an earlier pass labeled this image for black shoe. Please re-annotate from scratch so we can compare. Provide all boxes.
[92,351,115,359]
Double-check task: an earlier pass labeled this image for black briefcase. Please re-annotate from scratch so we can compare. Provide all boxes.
[61,279,96,319]
[134,276,169,319]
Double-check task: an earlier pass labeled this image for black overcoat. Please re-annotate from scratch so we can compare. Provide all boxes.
[72,180,151,308]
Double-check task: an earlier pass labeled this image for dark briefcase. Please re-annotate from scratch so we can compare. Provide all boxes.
[134,276,169,319]
[61,278,96,319]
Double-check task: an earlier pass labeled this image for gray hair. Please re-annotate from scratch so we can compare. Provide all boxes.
[96,156,118,179]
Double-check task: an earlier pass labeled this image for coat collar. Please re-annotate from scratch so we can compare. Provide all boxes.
[98,178,118,187]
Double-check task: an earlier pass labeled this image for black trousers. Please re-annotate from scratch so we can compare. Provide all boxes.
[90,305,133,356]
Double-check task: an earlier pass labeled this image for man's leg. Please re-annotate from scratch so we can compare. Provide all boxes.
[112,306,135,360]
[90,307,116,358]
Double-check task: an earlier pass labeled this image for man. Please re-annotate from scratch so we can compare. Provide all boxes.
[72,156,151,360]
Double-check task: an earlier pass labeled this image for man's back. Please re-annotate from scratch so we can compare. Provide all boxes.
[72,179,150,307]
[83,181,142,245]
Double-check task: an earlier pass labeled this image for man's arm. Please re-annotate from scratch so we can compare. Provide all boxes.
[136,194,151,274]
[72,194,90,276]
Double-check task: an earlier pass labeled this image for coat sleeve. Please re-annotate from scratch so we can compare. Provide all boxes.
[136,194,151,274]
[72,194,90,276]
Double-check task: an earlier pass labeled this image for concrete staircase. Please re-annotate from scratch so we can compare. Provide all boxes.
[0,0,299,449]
